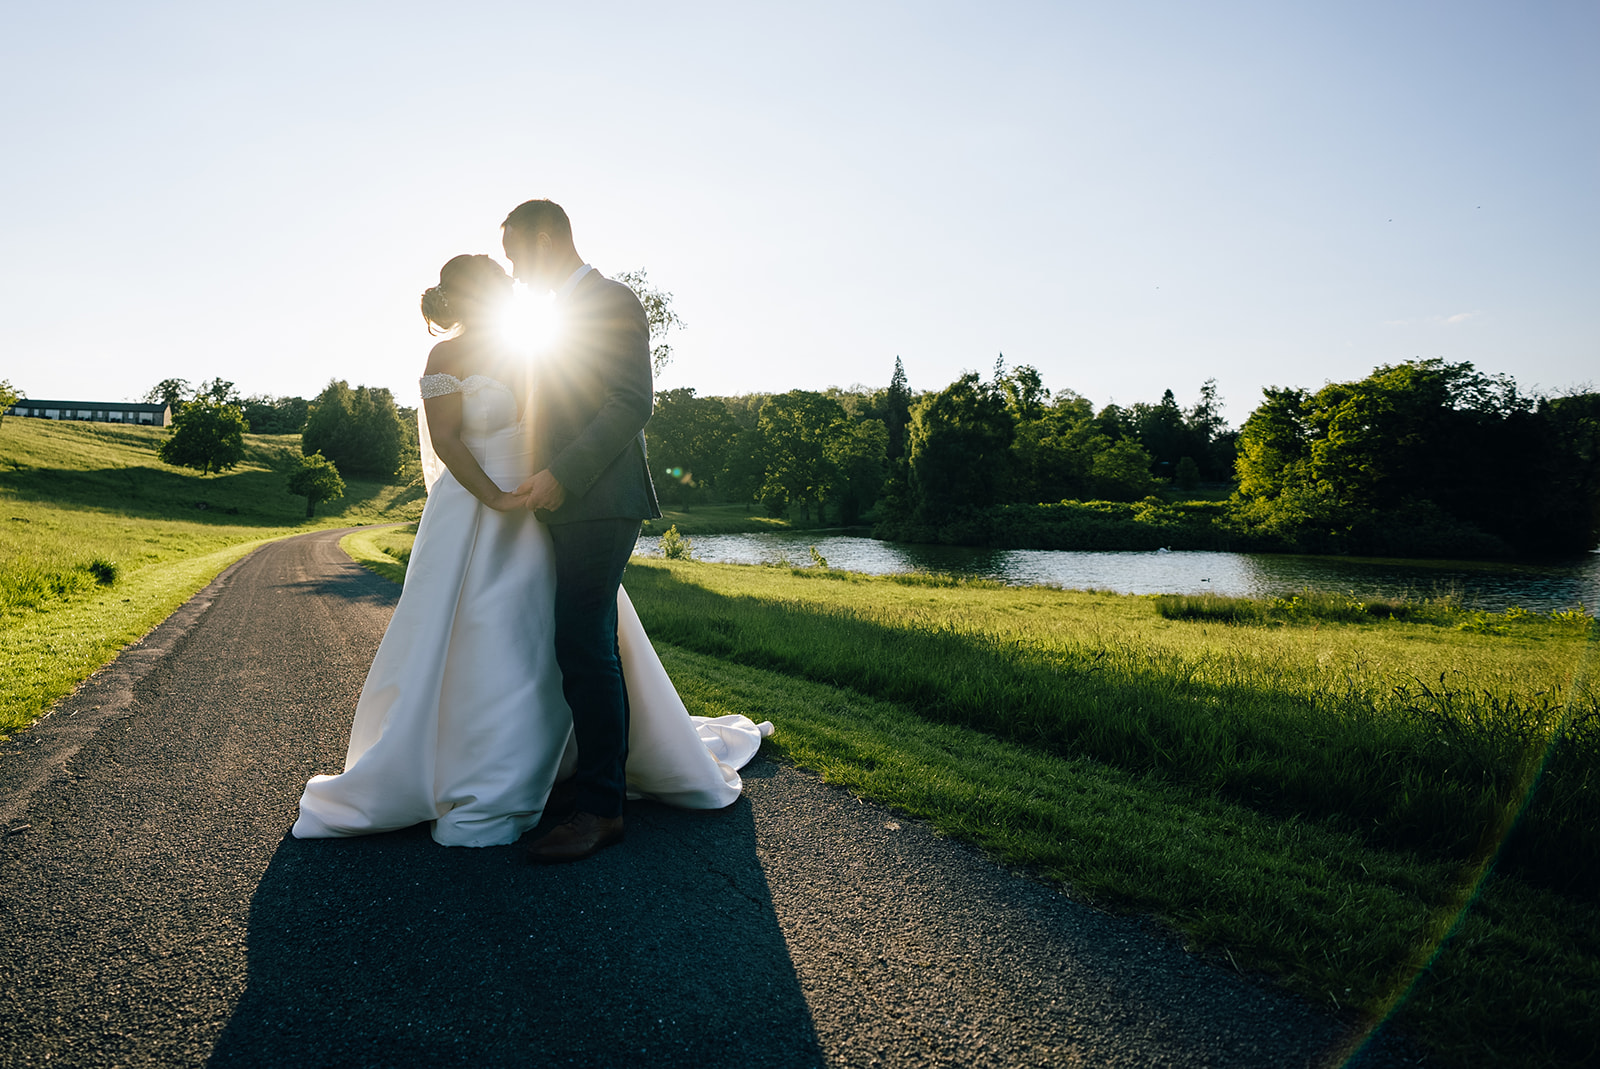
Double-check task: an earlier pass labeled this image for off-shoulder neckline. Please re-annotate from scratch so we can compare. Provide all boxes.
[420,372,513,390]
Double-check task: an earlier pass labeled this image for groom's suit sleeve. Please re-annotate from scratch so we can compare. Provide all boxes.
[546,279,654,500]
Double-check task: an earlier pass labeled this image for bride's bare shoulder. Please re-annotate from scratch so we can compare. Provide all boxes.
[424,337,468,377]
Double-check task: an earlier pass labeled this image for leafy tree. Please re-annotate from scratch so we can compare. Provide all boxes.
[905,372,1015,521]
[0,379,21,428]
[288,451,346,517]
[616,269,685,375]
[1533,392,1600,554]
[1010,390,1098,503]
[883,357,913,462]
[645,388,740,503]
[758,390,847,522]
[195,378,242,405]
[157,396,247,475]
[303,380,406,480]
[1188,379,1226,442]
[1234,387,1314,501]
[1093,402,1136,443]
[710,393,770,508]
[242,394,309,435]
[1185,379,1237,481]
[1230,359,1597,556]
[825,418,889,525]
[1131,389,1194,482]
[142,378,191,415]
[997,363,1050,424]
[1089,437,1161,501]
[1294,361,1521,515]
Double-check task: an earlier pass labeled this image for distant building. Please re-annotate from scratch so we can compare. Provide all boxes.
[4,399,172,426]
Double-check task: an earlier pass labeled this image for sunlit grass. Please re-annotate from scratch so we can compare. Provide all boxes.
[339,523,416,585]
[619,559,1598,892]
[639,502,805,536]
[0,418,426,733]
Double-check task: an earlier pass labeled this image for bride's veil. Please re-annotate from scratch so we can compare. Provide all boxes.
[417,403,446,493]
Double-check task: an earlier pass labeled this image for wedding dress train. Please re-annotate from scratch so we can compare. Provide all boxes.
[291,374,770,847]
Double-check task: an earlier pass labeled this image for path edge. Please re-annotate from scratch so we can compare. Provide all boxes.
[0,530,357,829]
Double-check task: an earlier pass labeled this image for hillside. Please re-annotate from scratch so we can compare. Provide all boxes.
[0,417,424,733]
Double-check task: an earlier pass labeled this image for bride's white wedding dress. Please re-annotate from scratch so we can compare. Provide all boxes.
[291,373,771,848]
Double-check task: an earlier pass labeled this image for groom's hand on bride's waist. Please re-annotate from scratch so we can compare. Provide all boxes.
[516,469,567,513]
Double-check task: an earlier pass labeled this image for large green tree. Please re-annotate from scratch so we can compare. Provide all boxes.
[757,390,847,521]
[1009,390,1097,503]
[905,372,1015,521]
[883,357,913,462]
[1089,437,1162,501]
[825,418,889,525]
[288,451,346,517]
[645,388,740,503]
[302,380,406,480]
[1231,359,1597,556]
[157,396,247,475]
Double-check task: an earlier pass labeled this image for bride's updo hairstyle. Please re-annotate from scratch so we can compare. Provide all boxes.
[421,254,512,335]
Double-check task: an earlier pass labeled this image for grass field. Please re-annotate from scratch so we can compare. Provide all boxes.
[0,418,425,733]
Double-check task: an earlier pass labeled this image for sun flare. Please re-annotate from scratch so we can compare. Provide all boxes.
[499,283,563,357]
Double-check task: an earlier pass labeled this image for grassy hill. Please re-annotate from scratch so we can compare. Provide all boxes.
[0,417,423,734]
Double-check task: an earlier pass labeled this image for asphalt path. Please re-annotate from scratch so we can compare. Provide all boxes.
[0,528,1422,1068]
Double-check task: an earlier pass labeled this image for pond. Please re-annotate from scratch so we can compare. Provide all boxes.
[635,530,1600,614]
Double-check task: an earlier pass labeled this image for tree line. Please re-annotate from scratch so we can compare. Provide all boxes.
[646,356,1599,559]
[644,356,1237,519]
[1229,359,1600,558]
[123,352,1600,558]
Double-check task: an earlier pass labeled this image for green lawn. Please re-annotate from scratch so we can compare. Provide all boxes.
[0,418,425,733]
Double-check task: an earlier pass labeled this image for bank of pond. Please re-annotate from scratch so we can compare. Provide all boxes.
[636,528,1600,616]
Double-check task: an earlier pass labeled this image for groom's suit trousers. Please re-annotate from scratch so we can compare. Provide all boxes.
[548,517,641,818]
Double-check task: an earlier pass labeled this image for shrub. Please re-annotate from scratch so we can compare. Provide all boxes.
[659,525,693,560]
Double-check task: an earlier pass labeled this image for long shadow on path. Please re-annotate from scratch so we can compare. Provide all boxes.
[210,798,821,1069]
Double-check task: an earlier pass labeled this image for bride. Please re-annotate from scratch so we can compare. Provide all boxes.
[291,253,770,850]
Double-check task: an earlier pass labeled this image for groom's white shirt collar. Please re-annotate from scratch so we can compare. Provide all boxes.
[555,263,594,301]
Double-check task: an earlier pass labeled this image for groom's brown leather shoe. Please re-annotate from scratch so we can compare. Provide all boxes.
[524,811,625,864]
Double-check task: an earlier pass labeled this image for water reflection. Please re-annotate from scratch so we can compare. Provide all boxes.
[635,531,1600,613]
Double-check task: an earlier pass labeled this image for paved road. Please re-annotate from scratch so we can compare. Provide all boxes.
[0,528,1421,1068]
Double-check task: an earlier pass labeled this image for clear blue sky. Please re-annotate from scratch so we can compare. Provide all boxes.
[4,1,1595,426]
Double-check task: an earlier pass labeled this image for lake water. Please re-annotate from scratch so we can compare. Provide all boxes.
[635,530,1600,613]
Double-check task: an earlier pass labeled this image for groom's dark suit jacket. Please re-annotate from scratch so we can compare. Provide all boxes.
[533,269,661,524]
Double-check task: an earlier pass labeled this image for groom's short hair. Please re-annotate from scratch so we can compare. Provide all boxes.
[503,199,572,246]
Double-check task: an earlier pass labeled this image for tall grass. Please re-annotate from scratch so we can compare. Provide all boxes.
[622,560,1599,895]
[1152,589,1453,624]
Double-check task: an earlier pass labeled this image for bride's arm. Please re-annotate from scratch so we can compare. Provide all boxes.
[421,344,525,512]
[423,392,525,512]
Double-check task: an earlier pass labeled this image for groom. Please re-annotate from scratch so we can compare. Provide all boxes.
[503,199,661,863]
